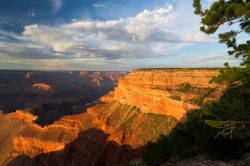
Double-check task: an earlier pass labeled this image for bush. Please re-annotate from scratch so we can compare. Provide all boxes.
[170,95,181,101]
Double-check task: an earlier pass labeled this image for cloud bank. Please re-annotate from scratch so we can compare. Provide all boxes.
[0,1,236,70]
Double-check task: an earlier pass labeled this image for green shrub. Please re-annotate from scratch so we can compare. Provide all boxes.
[170,95,181,101]
[178,83,192,93]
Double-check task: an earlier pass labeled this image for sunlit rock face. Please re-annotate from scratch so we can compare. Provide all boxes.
[0,110,96,165]
[32,83,52,91]
[100,91,114,103]
[114,68,222,121]
[87,101,177,148]
[0,68,225,166]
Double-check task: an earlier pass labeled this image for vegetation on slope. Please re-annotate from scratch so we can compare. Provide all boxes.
[177,82,217,106]
[92,101,178,147]
[143,84,250,165]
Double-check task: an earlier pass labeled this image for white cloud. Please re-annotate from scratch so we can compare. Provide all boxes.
[20,3,210,60]
[1,1,225,70]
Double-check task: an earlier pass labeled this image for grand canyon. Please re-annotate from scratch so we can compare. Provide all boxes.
[0,68,225,165]
[1,0,249,165]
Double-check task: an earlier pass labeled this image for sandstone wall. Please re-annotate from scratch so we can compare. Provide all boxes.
[0,111,96,165]
[114,68,221,121]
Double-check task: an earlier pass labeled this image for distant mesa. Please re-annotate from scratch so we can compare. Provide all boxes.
[105,72,123,81]
[79,71,127,86]
[91,72,103,87]
[32,83,51,91]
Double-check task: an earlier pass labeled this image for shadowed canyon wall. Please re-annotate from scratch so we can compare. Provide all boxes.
[0,71,127,126]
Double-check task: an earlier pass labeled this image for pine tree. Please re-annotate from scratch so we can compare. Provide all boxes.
[193,0,250,85]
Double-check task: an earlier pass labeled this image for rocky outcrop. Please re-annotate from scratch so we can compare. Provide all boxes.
[88,101,177,148]
[100,91,114,103]
[12,136,65,157]
[79,71,128,87]
[105,71,127,81]
[32,83,51,91]
[114,68,222,121]
[0,110,96,165]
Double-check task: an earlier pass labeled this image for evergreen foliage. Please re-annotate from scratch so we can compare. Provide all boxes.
[193,0,250,84]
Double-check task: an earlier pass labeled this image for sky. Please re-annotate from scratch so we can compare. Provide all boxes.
[0,0,241,71]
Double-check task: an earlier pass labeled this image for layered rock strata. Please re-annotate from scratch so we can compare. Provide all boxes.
[0,110,96,165]
[0,68,224,166]
[114,68,221,120]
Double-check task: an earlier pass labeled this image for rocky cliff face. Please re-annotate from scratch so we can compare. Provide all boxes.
[114,68,222,121]
[87,101,177,148]
[0,110,96,165]
[0,68,224,166]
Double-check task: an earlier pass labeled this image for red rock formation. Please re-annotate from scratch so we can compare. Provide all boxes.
[90,71,128,87]
[0,68,225,165]
[87,101,177,148]
[12,136,65,157]
[100,91,114,103]
[32,83,51,91]
[90,72,103,87]
[113,68,222,121]
[105,71,127,82]
[0,110,96,165]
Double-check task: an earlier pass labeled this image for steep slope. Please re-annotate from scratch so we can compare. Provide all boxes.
[86,69,223,148]
[3,104,177,166]
[88,101,177,148]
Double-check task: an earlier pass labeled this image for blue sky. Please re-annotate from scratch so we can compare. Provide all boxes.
[0,0,241,70]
